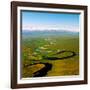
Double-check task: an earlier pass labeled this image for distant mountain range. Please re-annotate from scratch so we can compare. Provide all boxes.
[22,30,79,37]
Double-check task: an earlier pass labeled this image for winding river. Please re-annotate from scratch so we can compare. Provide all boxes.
[24,50,78,77]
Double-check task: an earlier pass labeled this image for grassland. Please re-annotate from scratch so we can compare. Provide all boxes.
[21,31,79,78]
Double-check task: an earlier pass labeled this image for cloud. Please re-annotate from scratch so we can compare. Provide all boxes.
[22,24,79,32]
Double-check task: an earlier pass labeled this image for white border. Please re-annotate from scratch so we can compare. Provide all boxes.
[17,7,84,84]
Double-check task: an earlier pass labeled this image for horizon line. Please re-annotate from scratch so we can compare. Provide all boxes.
[22,29,79,32]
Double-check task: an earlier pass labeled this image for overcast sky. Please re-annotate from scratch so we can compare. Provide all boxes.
[21,11,80,32]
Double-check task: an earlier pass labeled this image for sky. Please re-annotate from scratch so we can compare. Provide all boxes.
[21,10,80,32]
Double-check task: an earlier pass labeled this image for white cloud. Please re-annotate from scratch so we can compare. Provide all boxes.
[22,24,79,32]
